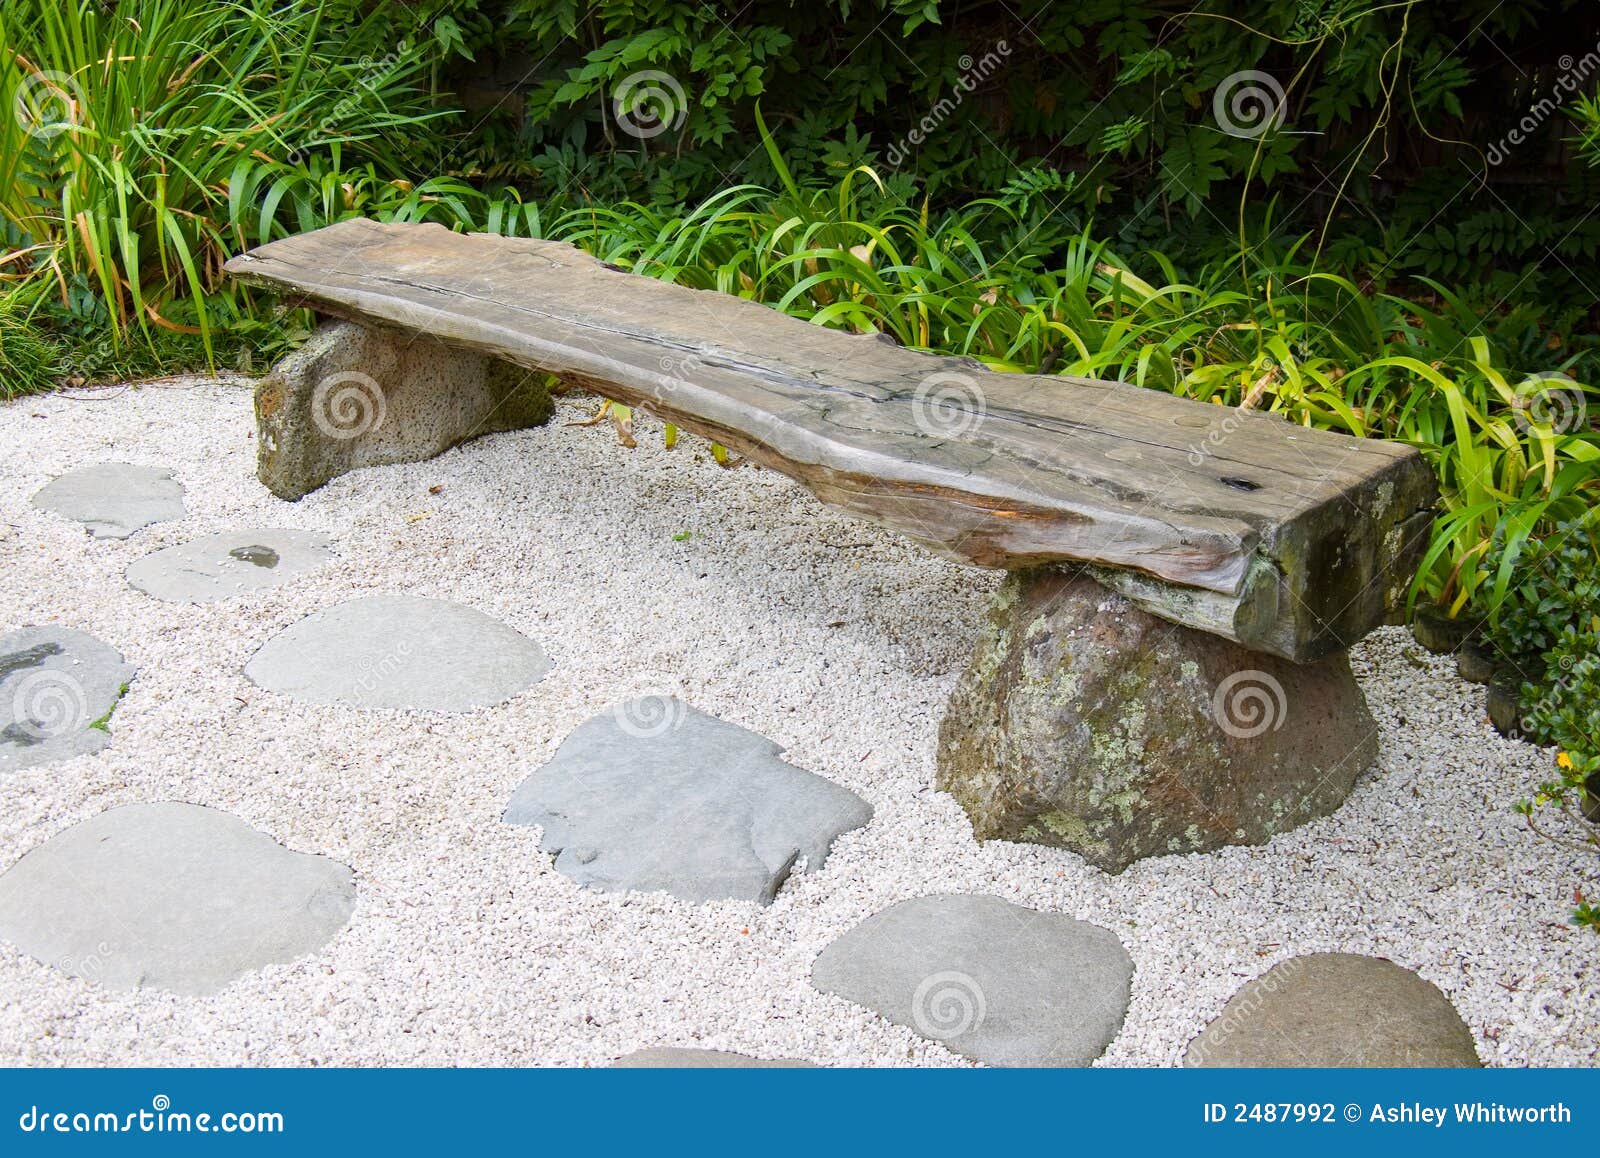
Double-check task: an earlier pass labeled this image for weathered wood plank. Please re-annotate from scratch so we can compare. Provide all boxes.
[224,219,1436,660]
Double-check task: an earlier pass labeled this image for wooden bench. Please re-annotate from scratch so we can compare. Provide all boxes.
[226,219,1437,869]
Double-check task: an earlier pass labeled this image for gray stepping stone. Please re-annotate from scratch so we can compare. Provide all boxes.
[505,699,871,904]
[126,528,335,603]
[810,894,1133,1067]
[245,594,550,712]
[1183,953,1482,1067]
[0,802,355,996]
[31,462,185,538]
[0,626,135,773]
[611,1048,816,1068]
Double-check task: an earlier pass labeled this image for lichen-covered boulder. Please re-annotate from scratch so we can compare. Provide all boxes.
[937,569,1378,872]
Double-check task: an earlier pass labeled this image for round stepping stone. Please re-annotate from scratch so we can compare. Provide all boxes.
[504,699,872,905]
[0,626,135,773]
[1183,953,1482,1067]
[126,528,334,603]
[245,594,551,711]
[31,462,185,539]
[611,1048,815,1068]
[810,894,1133,1067]
[0,803,355,996]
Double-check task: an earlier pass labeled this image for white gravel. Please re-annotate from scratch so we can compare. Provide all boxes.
[0,379,1595,1067]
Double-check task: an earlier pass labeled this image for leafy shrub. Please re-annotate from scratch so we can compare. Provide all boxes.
[0,0,451,358]
[1486,517,1600,930]
[405,0,1600,308]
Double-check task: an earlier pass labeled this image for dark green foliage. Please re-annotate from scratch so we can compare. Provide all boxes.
[390,0,1600,310]
[1489,517,1600,926]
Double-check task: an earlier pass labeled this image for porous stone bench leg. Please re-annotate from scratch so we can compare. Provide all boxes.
[937,568,1378,872]
[254,319,554,500]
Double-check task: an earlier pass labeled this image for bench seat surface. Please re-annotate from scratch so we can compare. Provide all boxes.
[225,219,1435,660]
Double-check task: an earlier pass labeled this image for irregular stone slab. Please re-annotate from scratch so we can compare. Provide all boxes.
[505,700,871,904]
[0,626,136,772]
[611,1048,815,1068]
[30,462,185,538]
[245,594,550,712]
[810,894,1133,1067]
[251,319,553,501]
[126,528,335,603]
[0,802,355,995]
[938,568,1378,872]
[1184,953,1482,1067]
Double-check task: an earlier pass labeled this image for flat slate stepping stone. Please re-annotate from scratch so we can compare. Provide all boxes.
[0,802,355,996]
[126,528,335,603]
[1183,953,1481,1067]
[504,699,872,904]
[31,462,185,539]
[245,594,550,711]
[810,894,1133,1067]
[611,1048,815,1068]
[0,626,135,773]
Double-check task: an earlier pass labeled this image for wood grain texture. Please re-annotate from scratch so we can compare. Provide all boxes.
[225,219,1437,660]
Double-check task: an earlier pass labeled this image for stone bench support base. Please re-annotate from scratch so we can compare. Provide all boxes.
[937,568,1378,872]
[254,320,554,501]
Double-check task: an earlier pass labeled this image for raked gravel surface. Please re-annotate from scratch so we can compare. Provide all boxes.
[0,378,1594,1067]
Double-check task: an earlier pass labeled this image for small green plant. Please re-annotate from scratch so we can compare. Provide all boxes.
[0,290,61,398]
[1487,517,1600,931]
